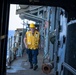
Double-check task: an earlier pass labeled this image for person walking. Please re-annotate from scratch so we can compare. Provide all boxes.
[24,23,40,70]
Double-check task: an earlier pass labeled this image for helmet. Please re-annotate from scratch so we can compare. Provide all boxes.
[30,23,35,28]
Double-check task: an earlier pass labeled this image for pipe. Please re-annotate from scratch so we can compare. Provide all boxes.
[42,63,53,74]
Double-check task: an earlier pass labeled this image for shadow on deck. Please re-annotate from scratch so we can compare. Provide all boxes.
[6,51,54,75]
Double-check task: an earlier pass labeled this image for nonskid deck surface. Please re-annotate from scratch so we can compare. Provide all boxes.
[6,51,54,75]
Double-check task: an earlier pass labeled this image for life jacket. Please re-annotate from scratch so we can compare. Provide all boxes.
[26,30,40,49]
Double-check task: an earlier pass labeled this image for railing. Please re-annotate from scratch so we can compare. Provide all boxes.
[62,62,76,75]
[6,36,23,68]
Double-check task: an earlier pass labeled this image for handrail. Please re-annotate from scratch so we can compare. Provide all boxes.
[62,62,76,75]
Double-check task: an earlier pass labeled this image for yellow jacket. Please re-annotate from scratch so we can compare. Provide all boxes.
[26,30,40,49]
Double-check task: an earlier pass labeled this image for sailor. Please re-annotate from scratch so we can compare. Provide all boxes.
[24,23,40,70]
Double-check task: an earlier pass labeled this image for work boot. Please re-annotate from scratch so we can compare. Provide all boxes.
[29,63,33,69]
[33,64,38,70]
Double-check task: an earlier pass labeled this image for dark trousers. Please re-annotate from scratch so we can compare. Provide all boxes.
[27,49,38,65]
